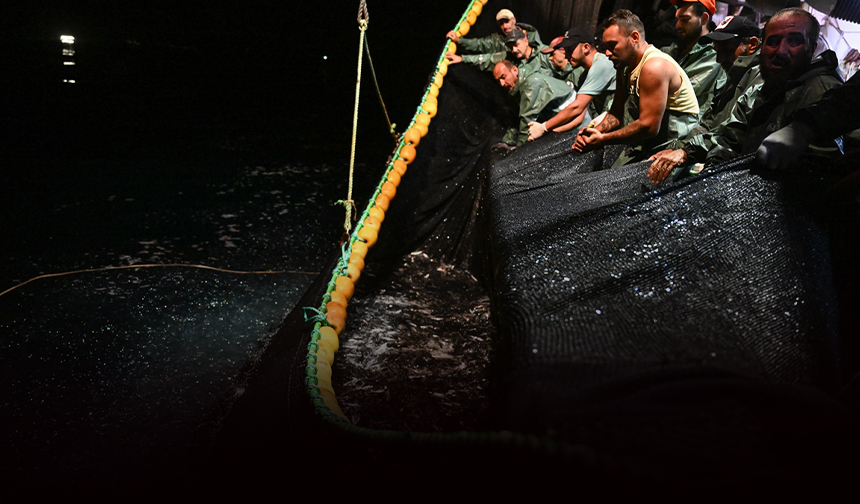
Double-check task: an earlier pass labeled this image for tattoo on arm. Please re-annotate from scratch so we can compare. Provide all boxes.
[597,114,620,132]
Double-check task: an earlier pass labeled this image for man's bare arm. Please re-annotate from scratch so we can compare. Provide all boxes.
[594,58,669,145]
[545,94,594,131]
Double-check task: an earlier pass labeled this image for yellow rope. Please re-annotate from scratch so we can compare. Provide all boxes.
[0,263,318,298]
[344,4,371,236]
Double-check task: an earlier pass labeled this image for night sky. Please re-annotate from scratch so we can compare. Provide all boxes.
[4,1,471,168]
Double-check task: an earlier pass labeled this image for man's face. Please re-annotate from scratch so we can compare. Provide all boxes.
[493,64,519,91]
[508,37,530,59]
[713,38,744,71]
[675,4,705,44]
[568,42,586,67]
[549,47,568,69]
[602,25,633,68]
[498,17,516,35]
[760,14,815,85]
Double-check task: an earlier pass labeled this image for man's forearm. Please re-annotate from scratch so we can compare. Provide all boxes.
[597,119,653,146]
[546,96,590,131]
[594,113,620,133]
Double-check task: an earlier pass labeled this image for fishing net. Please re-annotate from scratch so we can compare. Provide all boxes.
[217,58,860,486]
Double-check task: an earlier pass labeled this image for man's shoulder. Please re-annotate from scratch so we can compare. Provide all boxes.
[590,53,616,76]
[797,50,842,83]
[640,50,677,75]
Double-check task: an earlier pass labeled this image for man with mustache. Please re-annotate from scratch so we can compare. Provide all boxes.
[504,26,555,78]
[647,7,844,181]
[445,9,543,72]
[493,59,577,147]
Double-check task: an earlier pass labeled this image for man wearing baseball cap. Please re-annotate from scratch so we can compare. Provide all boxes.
[661,1,726,112]
[701,14,761,73]
[504,26,554,78]
[699,15,761,124]
[445,9,543,72]
[529,26,617,141]
[540,36,585,85]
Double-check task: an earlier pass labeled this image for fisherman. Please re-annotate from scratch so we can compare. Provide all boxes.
[757,69,860,169]
[493,59,576,147]
[662,0,726,112]
[540,35,584,86]
[646,14,762,182]
[504,26,553,78]
[445,9,543,72]
[699,14,761,117]
[528,26,617,141]
[647,7,844,181]
[572,9,699,168]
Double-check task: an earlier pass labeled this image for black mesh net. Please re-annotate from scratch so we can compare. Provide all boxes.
[217,61,860,486]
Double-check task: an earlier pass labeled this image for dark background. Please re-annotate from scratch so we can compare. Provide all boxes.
[3,1,472,171]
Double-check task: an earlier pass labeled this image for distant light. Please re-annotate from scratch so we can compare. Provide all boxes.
[63,61,75,66]
[63,79,76,84]
[61,35,75,44]
[323,55,327,60]
[63,48,75,56]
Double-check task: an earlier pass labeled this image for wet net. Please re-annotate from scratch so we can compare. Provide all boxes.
[216,57,860,486]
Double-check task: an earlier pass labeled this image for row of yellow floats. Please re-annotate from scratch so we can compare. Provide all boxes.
[306,0,489,422]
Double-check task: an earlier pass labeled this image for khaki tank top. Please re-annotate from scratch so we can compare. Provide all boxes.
[628,45,699,115]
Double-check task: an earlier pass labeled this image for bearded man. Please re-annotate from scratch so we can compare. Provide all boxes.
[662,0,726,111]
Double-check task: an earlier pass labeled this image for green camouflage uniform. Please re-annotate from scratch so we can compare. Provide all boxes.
[680,53,763,163]
[662,41,727,113]
[551,62,585,88]
[502,72,577,146]
[704,50,844,166]
[458,23,542,54]
[460,23,543,72]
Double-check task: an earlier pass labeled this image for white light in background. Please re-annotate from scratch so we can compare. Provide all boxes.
[64,61,75,66]
[61,35,75,44]
[323,55,327,60]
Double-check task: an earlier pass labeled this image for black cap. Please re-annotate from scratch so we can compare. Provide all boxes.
[505,26,526,44]
[557,26,594,49]
[700,15,760,42]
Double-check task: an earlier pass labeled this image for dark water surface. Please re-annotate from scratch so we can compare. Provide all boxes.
[1,1,468,488]
[0,145,371,485]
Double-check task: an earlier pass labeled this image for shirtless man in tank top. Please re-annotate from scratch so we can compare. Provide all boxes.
[573,9,699,169]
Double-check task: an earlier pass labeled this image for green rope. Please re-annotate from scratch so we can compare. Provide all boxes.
[302,306,327,323]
